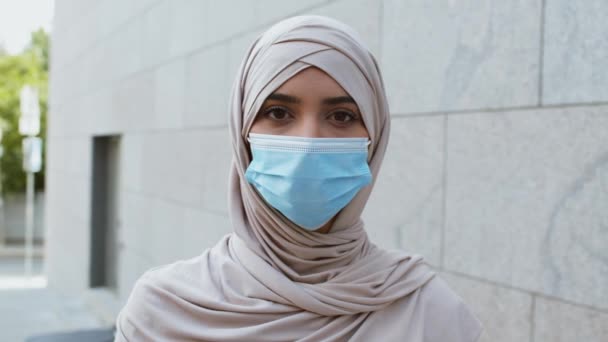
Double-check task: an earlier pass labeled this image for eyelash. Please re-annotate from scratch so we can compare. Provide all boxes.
[326,110,359,124]
[263,106,359,125]
[264,106,293,121]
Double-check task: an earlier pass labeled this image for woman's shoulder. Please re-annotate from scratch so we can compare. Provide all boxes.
[418,273,483,342]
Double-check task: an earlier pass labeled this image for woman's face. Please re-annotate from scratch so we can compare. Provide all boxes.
[250,67,369,138]
[249,67,369,233]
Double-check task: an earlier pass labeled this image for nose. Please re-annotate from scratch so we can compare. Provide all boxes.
[292,114,323,138]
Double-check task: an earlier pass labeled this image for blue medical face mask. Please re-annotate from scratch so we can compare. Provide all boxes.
[245,133,372,231]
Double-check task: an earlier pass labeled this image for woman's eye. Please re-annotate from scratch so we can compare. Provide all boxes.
[264,107,291,121]
[328,111,357,123]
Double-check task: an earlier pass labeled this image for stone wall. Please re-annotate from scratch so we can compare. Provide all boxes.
[48,1,608,340]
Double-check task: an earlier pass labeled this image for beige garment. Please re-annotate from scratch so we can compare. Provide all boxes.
[115,15,482,341]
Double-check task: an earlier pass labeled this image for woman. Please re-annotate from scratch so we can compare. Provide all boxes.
[115,15,482,341]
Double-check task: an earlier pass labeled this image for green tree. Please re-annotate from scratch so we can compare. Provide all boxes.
[0,28,48,194]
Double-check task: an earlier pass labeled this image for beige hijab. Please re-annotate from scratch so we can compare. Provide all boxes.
[115,15,482,342]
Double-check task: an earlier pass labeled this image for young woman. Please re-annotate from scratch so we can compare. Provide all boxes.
[115,15,482,341]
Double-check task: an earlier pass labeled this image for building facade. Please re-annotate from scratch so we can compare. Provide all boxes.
[48,1,608,340]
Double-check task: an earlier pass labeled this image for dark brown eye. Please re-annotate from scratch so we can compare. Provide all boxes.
[264,106,292,121]
[328,110,357,123]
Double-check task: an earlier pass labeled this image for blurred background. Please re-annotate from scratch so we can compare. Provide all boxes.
[0,0,606,341]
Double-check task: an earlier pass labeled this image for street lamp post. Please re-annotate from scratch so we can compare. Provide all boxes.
[19,85,42,278]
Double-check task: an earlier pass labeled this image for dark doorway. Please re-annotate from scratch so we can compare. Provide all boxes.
[89,136,121,290]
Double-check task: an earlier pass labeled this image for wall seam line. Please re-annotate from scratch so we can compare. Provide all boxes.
[441,269,608,314]
[388,100,608,118]
[530,295,536,342]
[439,114,448,270]
[538,0,547,106]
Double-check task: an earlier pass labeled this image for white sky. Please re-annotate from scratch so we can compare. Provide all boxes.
[0,0,54,54]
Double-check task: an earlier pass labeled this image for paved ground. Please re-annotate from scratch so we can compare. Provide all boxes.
[0,256,106,341]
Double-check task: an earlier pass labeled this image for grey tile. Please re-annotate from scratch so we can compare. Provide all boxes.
[167,0,210,58]
[44,171,94,293]
[543,0,608,104]
[362,116,443,266]
[110,71,156,133]
[184,45,231,128]
[204,1,257,44]
[144,197,187,265]
[154,58,186,130]
[251,0,329,27]
[111,16,145,80]
[119,191,186,266]
[382,0,541,114]
[118,190,150,258]
[76,86,113,137]
[197,129,233,214]
[182,208,232,259]
[310,0,382,56]
[142,0,174,69]
[444,106,608,309]
[121,134,144,193]
[441,272,532,342]
[137,128,231,213]
[46,137,91,178]
[139,131,205,207]
[534,296,608,342]
[117,246,156,303]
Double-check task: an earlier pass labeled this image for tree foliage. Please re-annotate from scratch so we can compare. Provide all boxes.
[0,28,48,194]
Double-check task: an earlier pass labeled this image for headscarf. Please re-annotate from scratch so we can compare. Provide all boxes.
[115,15,482,342]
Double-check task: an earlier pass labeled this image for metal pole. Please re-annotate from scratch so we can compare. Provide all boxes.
[0,152,4,248]
[24,171,35,278]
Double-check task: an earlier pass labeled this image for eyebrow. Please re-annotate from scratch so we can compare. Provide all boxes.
[267,93,301,104]
[267,92,356,106]
[321,96,356,106]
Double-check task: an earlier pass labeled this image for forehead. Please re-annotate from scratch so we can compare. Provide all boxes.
[270,67,350,99]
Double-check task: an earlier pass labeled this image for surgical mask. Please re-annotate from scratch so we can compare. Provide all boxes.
[245,133,372,230]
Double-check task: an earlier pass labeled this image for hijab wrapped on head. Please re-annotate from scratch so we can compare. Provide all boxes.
[115,15,482,342]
